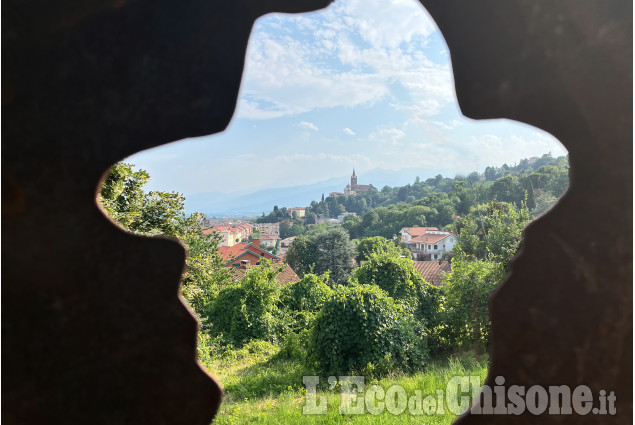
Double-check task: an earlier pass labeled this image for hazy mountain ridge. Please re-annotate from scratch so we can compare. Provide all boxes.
[185,165,458,217]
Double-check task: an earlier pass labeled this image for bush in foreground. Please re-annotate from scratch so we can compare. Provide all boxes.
[308,284,428,377]
[208,261,283,346]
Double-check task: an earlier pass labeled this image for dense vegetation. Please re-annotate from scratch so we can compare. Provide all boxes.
[259,152,567,240]
[99,153,567,423]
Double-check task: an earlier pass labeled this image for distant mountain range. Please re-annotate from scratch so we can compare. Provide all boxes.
[185,165,461,217]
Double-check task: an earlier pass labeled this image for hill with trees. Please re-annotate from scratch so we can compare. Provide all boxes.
[257,152,567,242]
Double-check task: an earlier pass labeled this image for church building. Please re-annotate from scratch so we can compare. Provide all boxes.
[344,169,376,196]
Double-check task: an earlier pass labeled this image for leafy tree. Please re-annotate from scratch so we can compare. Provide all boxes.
[279,220,293,239]
[525,181,536,211]
[131,191,185,236]
[441,252,505,354]
[180,213,233,318]
[531,189,558,217]
[341,214,363,239]
[362,210,380,230]
[304,212,317,225]
[355,236,408,264]
[313,227,356,285]
[99,163,232,329]
[285,235,318,278]
[285,226,355,285]
[489,175,524,206]
[467,171,481,186]
[540,164,570,197]
[484,166,500,182]
[99,163,150,229]
[453,200,530,265]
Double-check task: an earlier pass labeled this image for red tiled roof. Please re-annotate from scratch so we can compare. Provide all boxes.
[219,243,250,261]
[411,233,452,244]
[402,227,439,236]
[219,242,279,263]
[228,263,299,286]
[412,261,451,287]
[289,207,305,210]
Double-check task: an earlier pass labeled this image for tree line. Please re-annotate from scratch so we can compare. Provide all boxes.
[257,152,568,241]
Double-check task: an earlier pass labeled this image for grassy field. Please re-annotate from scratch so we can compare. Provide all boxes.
[202,342,489,424]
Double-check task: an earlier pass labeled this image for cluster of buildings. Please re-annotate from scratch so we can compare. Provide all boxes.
[200,172,459,287]
[253,222,280,249]
[202,222,254,247]
[330,169,376,197]
[315,211,357,225]
[201,220,294,254]
[219,239,299,285]
[399,227,456,261]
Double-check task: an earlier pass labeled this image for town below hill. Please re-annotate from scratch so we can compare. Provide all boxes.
[198,151,567,287]
[205,152,567,248]
[98,152,568,424]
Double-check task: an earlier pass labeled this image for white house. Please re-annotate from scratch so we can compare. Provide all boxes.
[336,212,357,223]
[399,227,440,243]
[399,227,456,261]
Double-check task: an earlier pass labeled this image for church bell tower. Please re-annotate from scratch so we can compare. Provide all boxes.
[351,169,357,187]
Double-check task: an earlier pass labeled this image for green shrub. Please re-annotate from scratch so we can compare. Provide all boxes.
[208,261,282,346]
[353,253,420,300]
[276,329,312,362]
[278,272,335,334]
[440,252,504,350]
[279,272,333,313]
[353,252,442,327]
[355,236,409,264]
[308,284,429,377]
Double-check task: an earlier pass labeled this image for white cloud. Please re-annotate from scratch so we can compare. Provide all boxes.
[336,0,436,49]
[235,0,453,120]
[370,128,406,145]
[299,121,319,131]
[343,127,356,136]
[430,119,463,130]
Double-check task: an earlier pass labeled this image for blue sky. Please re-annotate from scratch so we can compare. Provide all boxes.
[127,0,567,196]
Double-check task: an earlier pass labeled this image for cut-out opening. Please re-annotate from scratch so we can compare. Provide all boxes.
[96,0,570,421]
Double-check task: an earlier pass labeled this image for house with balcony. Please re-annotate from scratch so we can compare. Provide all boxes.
[400,227,456,261]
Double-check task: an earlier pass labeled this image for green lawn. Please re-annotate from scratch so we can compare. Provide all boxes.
[202,343,488,424]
